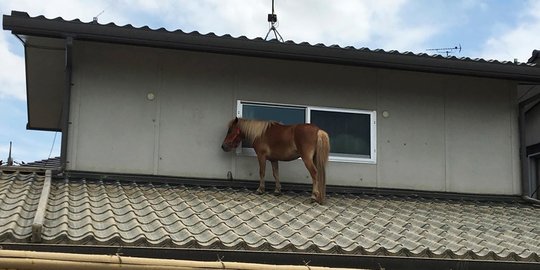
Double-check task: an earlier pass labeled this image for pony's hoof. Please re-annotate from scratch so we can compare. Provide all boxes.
[273,189,282,196]
[310,193,323,204]
[256,188,265,195]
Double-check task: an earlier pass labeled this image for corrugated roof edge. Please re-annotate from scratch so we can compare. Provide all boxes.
[4,11,534,67]
[3,11,540,83]
[3,244,539,270]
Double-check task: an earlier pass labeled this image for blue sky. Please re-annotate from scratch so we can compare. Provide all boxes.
[1,0,539,163]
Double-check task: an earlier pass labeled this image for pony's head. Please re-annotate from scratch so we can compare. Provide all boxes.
[221,117,242,152]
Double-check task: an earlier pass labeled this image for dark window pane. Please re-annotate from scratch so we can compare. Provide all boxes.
[310,110,371,158]
[242,104,305,124]
[241,103,305,148]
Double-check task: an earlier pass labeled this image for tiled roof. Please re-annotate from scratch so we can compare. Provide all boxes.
[23,157,61,169]
[0,171,44,243]
[6,13,532,67]
[1,170,540,264]
[7,12,536,68]
[4,11,540,83]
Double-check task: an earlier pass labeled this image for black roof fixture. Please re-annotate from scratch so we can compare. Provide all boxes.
[264,0,284,42]
[427,44,462,57]
[7,141,13,166]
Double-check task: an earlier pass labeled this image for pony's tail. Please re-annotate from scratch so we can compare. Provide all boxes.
[315,130,330,204]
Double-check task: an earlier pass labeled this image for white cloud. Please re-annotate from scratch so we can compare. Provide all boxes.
[2,0,442,53]
[0,32,25,100]
[0,0,128,101]
[115,0,437,53]
[479,0,540,62]
[2,0,117,22]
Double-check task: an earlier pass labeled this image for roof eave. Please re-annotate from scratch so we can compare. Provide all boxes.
[3,10,540,83]
[2,243,538,270]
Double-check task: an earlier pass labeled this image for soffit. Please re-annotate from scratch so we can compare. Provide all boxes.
[22,36,65,131]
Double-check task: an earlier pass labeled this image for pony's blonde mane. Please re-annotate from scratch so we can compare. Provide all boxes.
[237,119,276,143]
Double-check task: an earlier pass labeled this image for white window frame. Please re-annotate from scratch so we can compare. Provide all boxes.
[236,100,377,164]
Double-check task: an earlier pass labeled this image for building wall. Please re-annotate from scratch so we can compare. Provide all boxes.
[67,41,520,195]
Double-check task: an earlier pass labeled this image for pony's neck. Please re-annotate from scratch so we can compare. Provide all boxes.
[237,119,274,143]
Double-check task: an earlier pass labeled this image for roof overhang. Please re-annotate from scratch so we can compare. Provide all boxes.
[2,244,538,270]
[19,35,65,131]
[3,10,540,130]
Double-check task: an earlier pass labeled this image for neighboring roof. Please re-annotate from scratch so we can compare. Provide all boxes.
[23,157,61,169]
[529,50,540,64]
[1,170,540,269]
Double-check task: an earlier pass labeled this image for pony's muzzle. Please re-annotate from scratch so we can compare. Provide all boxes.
[221,144,232,152]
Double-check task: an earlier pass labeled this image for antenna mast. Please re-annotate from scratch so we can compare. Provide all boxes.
[264,0,284,42]
[93,9,105,23]
[426,44,462,57]
[7,141,13,166]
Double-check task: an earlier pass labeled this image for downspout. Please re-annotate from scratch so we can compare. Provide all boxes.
[518,90,540,204]
[13,34,33,131]
[60,37,73,172]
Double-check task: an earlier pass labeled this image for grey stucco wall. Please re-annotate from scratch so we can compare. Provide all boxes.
[67,41,520,195]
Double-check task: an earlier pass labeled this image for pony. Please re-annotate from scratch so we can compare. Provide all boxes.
[221,117,330,204]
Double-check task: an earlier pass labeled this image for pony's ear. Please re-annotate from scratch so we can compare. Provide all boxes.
[233,117,239,123]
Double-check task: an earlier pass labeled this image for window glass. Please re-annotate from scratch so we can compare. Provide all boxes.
[237,101,376,163]
[241,103,305,148]
[242,103,305,124]
[310,109,371,158]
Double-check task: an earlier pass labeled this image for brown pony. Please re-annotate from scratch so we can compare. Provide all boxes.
[221,117,330,204]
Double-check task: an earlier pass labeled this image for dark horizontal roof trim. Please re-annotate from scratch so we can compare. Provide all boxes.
[65,170,528,204]
[3,244,539,270]
[3,11,540,83]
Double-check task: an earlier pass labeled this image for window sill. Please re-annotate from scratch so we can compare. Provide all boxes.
[236,148,376,164]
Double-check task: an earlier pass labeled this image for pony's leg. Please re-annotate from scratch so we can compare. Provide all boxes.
[301,155,319,203]
[256,155,266,194]
[271,161,281,195]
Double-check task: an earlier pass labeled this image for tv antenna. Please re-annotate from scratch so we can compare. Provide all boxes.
[264,0,284,42]
[426,44,462,57]
[7,141,13,166]
[92,9,105,23]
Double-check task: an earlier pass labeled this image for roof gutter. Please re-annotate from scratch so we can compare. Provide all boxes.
[0,250,355,270]
[2,244,538,270]
[4,11,540,83]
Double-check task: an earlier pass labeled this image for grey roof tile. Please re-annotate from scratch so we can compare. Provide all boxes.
[21,157,61,169]
[2,171,540,262]
[0,171,44,242]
